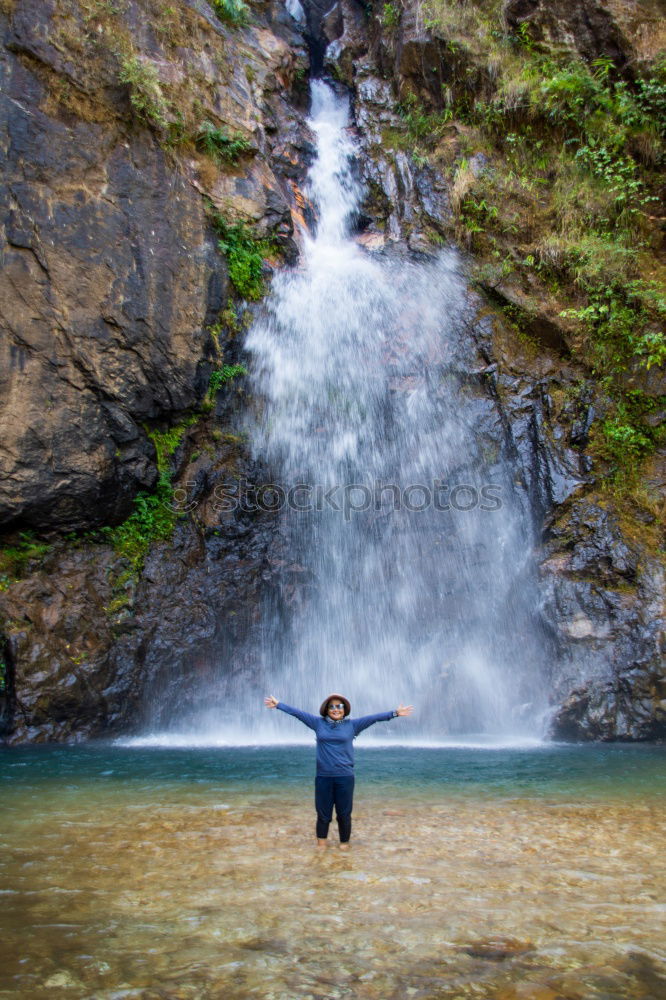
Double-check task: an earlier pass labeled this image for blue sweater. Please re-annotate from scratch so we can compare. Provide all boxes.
[277,702,395,776]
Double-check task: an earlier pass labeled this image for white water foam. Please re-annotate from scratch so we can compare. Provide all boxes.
[118,733,547,750]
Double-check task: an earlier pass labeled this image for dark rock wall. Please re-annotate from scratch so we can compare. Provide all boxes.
[0,0,311,742]
[0,434,289,743]
[1,64,219,530]
[0,0,308,533]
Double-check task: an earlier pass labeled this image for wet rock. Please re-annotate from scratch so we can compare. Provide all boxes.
[0,429,292,742]
[322,1,344,43]
[545,501,639,584]
[0,547,119,742]
[207,157,293,237]
[540,501,666,740]
[354,69,396,141]
[492,374,589,525]
[322,0,368,84]
[0,56,217,530]
[461,936,534,960]
[357,136,450,241]
[503,0,633,70]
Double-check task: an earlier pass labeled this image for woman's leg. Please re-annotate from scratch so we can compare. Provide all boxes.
[333,776,355,844]
[314,776,334,845]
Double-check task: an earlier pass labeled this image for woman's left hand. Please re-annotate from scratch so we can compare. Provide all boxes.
[396,704,414,716]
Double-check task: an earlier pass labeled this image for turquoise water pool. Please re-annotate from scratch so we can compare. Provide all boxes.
[2,742,665,800]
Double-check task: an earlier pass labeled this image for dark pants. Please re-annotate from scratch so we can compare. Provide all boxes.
[315,775,355,842]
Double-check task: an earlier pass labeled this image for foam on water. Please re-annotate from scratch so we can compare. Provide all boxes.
[118,733,547,750]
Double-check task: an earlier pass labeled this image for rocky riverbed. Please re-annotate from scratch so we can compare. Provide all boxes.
[2,774,665,998]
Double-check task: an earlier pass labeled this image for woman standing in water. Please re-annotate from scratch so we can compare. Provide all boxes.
[264,693,414,848]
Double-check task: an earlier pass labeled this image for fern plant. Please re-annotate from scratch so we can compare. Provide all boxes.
[196,121,251,163]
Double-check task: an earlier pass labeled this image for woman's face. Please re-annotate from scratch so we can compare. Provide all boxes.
[327,700,346,720]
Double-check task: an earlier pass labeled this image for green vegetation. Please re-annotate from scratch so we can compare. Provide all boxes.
[155,4,179,37]
[0,656,6,694]
[196,121,251,163]
[0,532,51,591]
[209,305,252,343]
[209,210,277,300]
[209,364,248,396]
[396,93,453,144]
[211,0,249,27]
[597,415,652,469]
[117,50,189,146]
[102,418,197,573]
[201,363,248,412]
[386,4,665,485]
[381,2,401,30]
[118,53,170,128]
[85,362,249,588]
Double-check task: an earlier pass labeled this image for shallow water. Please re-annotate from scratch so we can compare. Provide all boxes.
[1,745,665,999]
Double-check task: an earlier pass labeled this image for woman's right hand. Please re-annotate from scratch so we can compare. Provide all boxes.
[264,695,278,709]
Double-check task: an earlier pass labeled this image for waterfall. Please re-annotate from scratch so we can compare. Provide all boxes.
[173,81,552,745]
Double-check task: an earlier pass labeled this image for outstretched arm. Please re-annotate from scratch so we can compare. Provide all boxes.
[264,695,319,731]
[353,704,414,736]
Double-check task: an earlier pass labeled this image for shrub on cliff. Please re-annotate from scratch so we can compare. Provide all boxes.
[212,0,249,26]
[209,211,277,301]
[119,54,170,129]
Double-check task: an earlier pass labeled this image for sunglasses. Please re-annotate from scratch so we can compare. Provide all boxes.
[328,703,346,710]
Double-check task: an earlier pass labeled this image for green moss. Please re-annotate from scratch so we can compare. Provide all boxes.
[102,417,198,574]
[394,93,454,146]
[149,418,198,477]
[381,2,401,30]
[598,417,652,466]
[118,53,170,128]
[104,593,130,616]
[0,532,51,590]
[587,390,666,484]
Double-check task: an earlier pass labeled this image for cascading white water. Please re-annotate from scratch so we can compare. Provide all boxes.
[164,81,553,745]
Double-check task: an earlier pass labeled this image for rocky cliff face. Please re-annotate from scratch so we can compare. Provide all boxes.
[0,0,664,743]
[0,0,307,533]
[0,0,311,741]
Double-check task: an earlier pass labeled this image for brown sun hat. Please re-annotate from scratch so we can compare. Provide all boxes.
[320,693,351,717]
